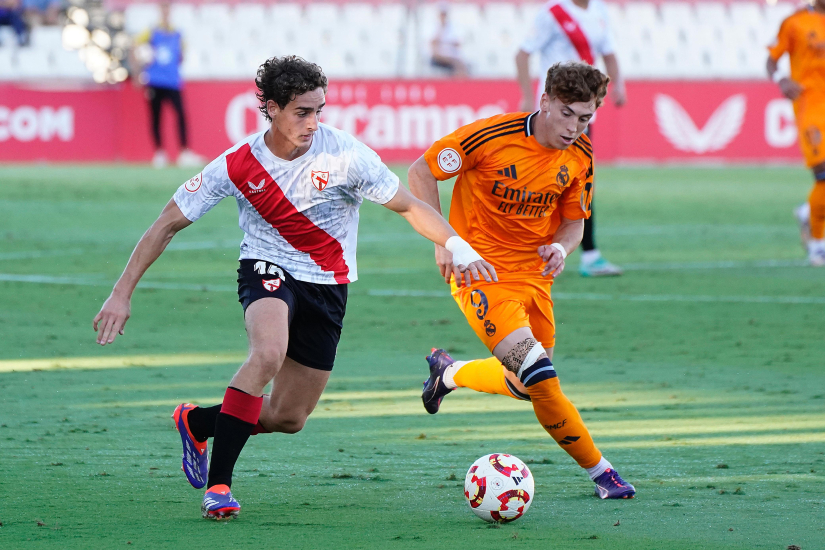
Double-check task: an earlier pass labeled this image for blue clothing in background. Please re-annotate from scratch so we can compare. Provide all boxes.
[144,28,182,90]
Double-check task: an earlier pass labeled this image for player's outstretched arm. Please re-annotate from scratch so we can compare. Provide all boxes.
[93,199,192,345]
[766,56,802,100]
[383,182,497,287]
[538,216,584,278]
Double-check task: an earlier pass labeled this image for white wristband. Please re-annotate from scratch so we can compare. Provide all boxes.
[550,242,567,260]
[445,236,483,267]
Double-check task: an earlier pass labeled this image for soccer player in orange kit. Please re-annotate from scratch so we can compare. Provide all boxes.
[768,0,825,265]
[407,61,635,499]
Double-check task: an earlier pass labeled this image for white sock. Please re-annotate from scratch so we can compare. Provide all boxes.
[808,239,825,256]
[442,361,467,389]
[580,249,601,265]
[586,456,613,481]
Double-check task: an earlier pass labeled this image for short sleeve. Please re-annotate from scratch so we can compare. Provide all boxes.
[520,9,556,54]
[768,17,793,61]
[559,159,593,220]
[423,116,497,180]
[172,155,234,222]
[347,139,400,205]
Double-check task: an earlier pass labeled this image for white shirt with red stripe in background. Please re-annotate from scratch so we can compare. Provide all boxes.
[172,125,400,285]
[520,0,616,93]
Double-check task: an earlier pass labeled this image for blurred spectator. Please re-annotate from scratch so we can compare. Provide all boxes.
[0,0,29,46]
[430,4,467,77]
[22,0,63,26]
[132,1,203,168]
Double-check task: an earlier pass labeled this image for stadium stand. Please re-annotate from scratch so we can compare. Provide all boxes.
[0,1,799,81]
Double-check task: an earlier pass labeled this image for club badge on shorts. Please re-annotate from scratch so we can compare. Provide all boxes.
[262,279,281,292]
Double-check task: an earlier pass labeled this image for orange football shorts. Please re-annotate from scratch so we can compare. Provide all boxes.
[795,92,825,168]
[451,273,556,352]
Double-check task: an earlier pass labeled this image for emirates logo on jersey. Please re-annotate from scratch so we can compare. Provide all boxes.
[247,179,266,194]
[311,171,329,191]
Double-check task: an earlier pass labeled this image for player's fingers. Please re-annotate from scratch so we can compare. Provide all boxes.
[451,265,462,286]
[462,266,473,287]
[468,263,481,282]
[107,317,125,344]
[484,262,498,282]
[92,312,101,331]
[476,263,492,283]
[552,261,566,278]
[97,316,115,345]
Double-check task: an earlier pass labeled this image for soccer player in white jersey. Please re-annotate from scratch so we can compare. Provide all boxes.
[516,0,625,277]
[92,56,496,520]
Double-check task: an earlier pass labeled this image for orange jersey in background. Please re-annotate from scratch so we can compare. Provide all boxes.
[424,111,593,275]
[768,7,825,95]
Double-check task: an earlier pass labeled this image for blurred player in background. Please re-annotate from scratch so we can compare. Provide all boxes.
[132,1,203,168]
[410,62,635,500]
[516,0,625,277]
[0,0,29,46]
[767,0,825,266]
[93,56,495,520]
[430,3,468,77]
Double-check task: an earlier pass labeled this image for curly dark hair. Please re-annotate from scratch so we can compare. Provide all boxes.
[255,56,328,120]
[544,62,610,108]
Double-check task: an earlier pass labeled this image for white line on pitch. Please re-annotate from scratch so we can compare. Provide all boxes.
[2,273,823,305]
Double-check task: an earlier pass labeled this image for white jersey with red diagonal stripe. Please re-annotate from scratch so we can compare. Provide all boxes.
[172,124,400,284]
[520,0,616,77]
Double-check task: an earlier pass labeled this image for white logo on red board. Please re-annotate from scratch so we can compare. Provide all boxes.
[311,170,330,191]
[262,278,281,292]
[655,94,746,154]
[184,173,202,193]
[247,179,266,194]
[437,148,462,173]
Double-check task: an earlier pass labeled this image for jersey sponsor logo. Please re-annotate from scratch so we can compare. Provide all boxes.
[437,148,462,173]
[247,179,266,194]
[655,94,746,154]
[184,173,202,193]
[310,170,330,191]
[262,278,281,292]
[491,180,558,218]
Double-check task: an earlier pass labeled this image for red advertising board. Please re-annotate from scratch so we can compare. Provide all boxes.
[0,79,803,164]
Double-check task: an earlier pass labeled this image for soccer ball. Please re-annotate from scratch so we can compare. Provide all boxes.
[464,453,534,523]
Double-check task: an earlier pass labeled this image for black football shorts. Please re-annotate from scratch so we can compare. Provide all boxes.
[237,259,347,371]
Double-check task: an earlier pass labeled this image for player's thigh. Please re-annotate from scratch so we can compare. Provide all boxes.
[244,297,291,367]
[261,356,331,433]
[453,283,531,352]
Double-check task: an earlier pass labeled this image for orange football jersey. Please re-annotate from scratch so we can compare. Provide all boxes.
[768,8,825,95]
[424,111,593,275]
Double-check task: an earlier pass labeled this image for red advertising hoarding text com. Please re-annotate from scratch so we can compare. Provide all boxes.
[0,80,802,164]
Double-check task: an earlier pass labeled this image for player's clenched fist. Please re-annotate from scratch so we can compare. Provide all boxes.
[538,243,567,278]
[92,293,131,345]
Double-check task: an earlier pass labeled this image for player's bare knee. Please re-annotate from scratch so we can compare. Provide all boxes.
[501,338,543,373]
[270,415,306,434]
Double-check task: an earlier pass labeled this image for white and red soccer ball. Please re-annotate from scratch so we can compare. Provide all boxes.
[464,453,534,523]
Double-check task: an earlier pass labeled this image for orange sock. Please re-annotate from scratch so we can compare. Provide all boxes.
[452,357,521,400]
[527,377,602,469]
[809,181,825,240]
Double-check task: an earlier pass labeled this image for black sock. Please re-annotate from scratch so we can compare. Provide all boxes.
[206,412,255,489]
[186,404,222,442]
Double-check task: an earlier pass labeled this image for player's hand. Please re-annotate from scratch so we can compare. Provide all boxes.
[93,293,131,346]
[435,244,455,284]
[611,83,627,107]
[436,244,498,286]
[538,245,565,278]
[778,78,803,101]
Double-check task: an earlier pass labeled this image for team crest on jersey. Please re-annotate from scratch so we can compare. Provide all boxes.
[262,278,281,292]
[311,171,330,191]
[247,179,266,194]
[556,165,570,186]
[184,173,202,193]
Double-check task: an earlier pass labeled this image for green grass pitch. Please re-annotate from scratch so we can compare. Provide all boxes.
[0,164,823,549]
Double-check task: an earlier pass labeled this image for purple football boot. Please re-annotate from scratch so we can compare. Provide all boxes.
[422,348,456,414]
[202,484,240,520]
[593,468,636,499]
[172,403,208,489]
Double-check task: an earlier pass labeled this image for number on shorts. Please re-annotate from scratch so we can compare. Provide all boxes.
[470,289,489,320]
